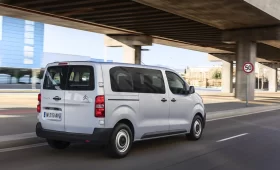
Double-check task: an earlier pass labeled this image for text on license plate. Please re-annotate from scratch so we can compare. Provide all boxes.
[44,112,62,120]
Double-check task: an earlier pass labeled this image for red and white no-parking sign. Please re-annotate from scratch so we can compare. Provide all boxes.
[243,62,254,74]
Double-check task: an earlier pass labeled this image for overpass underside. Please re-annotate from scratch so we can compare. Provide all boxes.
[1,0,280,100]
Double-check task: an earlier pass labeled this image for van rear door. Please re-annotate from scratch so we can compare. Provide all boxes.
[41,65,68,132]
[64,63,99,134]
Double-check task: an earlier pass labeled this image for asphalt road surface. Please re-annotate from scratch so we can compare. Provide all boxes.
[0,84,40,89]
[0,108,36,136]
[0,102,263,136]
[1,110,280,170]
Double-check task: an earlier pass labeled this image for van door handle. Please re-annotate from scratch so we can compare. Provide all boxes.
[53,96,61,101]
[171,98,176,102]
[161,98,167,102]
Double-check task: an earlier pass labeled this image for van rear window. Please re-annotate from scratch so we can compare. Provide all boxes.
[67,66,94,91]
[43,65,94,91]
[43,66,68,90]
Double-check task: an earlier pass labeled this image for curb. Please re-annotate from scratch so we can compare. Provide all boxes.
[207,104,280,121]
[0,89,40,93]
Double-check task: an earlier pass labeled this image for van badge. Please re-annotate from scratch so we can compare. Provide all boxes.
[83,95,89,101]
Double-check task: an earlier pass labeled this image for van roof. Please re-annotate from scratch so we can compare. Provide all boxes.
[50,61,176,72]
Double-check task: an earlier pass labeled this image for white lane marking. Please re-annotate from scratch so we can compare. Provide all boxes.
[0,132,36,143]
[0,143,47,153]
[217,133,249,142]
[207,108,280,122]
[0,115,25,118]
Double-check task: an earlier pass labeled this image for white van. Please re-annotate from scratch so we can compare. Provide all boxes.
[36,61,206,158]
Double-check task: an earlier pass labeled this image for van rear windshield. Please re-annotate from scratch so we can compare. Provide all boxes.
[43,66,68,90]
[43,65,94,91]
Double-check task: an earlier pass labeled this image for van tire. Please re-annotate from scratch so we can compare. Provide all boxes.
[186,115,203,141]
[47,139,70,150]
[107,123,133,158]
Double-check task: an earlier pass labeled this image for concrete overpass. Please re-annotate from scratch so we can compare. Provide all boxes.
[1,0,280,100]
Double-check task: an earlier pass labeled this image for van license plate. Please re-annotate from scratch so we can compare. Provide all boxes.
[44,112,62,121]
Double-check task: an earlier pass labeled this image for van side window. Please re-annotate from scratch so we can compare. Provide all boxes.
[110,67,134,92]
[67,66,94,91]
[166,71,187,95]
[134,68,165,94]
[110,67,165,94]
[43,66,68,90]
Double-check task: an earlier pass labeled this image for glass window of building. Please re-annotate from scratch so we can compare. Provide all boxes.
[24,51,34,58]
[24,59,33,65]
[25,20,34,25]
[25,25,34,32]
[24,39,34,45]
[24,46,34,52]
[24,32,34,39]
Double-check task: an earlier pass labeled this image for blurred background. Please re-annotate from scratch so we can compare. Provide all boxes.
[0,15,279,91]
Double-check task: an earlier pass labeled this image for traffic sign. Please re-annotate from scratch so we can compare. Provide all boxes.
[243,62,254,74]
[242,62,254,107]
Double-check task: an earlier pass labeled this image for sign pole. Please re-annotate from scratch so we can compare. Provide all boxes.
[246,74,248,107]
[243,62,254,107]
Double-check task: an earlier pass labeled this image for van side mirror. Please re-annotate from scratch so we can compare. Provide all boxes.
[189,86,195,94]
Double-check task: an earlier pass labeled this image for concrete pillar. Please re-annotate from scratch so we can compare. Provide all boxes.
[104,35,152,64]
[31,69,40,89]
[14,69,19,83]
[222,60,233,93]
[268,68,277,92]
[123,45,141,64]
[235,40,256,101]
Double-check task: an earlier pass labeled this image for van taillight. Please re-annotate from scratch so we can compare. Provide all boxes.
[95,95,105,118]
[37,104,41,113]
[37,93,41,113]
[38,93,41,102]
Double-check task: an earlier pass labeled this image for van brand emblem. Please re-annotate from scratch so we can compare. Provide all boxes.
[83,95,89,101]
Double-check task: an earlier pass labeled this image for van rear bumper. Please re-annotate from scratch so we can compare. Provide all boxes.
[36,122,112,144]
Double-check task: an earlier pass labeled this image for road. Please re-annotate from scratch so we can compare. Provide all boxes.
[0,84,40,89]
[0,108,36,136]
[0,102,264,136]
[0,109,280,170]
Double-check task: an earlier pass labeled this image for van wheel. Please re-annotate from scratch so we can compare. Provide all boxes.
[47,139,70,150]
[107,124,133,158]
[186,115,203,140]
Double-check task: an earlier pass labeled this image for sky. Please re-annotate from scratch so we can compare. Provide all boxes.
[44,24,219,71]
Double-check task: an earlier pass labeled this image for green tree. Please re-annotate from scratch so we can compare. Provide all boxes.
[212,70,222,79]
[12,69,28,83]
[37,69,44,80]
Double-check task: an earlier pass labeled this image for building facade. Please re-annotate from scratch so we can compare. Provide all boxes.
[0,16,113,86]
[0,16,44,69]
